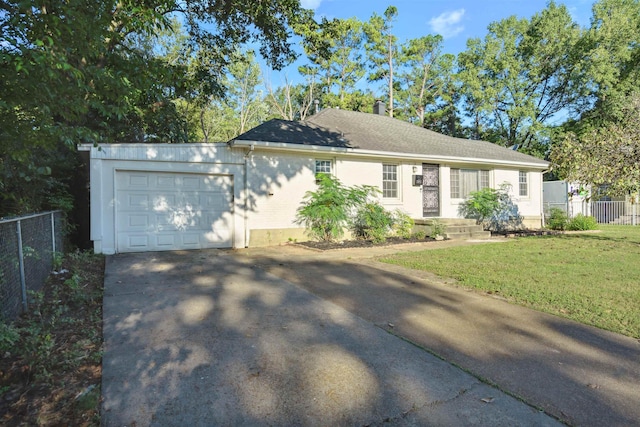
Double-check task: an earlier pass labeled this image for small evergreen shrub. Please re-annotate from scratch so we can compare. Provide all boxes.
[567,214,598,231]
[547,208,569,231]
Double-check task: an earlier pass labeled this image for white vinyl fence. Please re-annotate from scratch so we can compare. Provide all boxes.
[0,211,65,320]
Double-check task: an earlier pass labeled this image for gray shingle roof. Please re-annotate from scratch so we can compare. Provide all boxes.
[234,108,549,168]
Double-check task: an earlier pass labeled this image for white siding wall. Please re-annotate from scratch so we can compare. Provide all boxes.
[246,151,314,230]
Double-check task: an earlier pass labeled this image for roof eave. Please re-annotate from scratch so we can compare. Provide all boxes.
[230,139,550,170]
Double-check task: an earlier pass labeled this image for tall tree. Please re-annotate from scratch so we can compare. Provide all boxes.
[0,0,313,216]
[297,16,366,109]
[457,2,584,152]
[225,50,268,135]
[364,6,401,117]
[551,93,640,196]
[396,34,446,124]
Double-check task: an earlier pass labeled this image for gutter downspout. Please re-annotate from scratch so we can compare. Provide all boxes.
[243,144,254,247]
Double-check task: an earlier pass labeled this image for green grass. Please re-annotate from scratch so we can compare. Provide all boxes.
[380,225,640,339]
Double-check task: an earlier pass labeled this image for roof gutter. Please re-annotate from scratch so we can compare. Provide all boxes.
[229,139,550,170]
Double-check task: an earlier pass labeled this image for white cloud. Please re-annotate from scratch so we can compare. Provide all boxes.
[301,0,322,10]
[428,9,465,39]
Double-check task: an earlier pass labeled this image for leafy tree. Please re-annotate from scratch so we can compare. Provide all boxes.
[457,2,584,152]
[397,34,446,124]
[550,93,640,197]
[0,0,313,217]
[296,16,368,111]
[225,50,268,136]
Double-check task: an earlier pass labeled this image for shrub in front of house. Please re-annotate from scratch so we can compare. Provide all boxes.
[295,174,377,241]
[567,214,598,231]
[392,209,414,239]
[459,184,523,232]
[351,202,394,243]
[547,207,569,230]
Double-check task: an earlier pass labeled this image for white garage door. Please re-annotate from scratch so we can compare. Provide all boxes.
[115,171,233,252]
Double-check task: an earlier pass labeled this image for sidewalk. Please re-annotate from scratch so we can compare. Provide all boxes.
[237,240,640,426]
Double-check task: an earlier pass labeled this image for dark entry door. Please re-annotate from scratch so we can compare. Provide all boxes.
[422,163,440,217]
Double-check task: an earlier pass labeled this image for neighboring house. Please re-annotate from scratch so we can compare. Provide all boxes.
[80,102,549,254]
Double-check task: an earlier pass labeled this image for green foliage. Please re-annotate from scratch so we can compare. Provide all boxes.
[459,188,501,226]
[0,0,312,216]
[392,210,414,239]
[567,214,598,231]
[429,219,445,238]
[351,202,394,243]
[413,230,427,240]
[551,93,640,197]
[547,208,569,231]
[5,251,104,384]
[296,174,376,241]
[459,184,523,231]
[0,321,20,354]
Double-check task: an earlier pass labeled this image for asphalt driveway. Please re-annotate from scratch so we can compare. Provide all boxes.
[102,249,560,426]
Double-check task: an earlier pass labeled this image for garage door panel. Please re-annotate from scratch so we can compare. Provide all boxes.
[116,171,233,252]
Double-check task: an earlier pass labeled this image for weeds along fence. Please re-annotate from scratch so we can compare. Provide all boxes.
[0,211,65,321]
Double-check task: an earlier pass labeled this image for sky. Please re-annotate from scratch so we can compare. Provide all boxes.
[264,0,596,86]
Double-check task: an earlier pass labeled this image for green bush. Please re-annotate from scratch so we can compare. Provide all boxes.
[351,202,394,243]
[568,214,598,231]
[392,209,414,239]
[547,207,569,230]
[296,174,377,241]
[458,184,523,231]
[429,219,445,238]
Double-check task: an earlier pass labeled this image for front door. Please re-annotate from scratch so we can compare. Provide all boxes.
[422,163,440,217]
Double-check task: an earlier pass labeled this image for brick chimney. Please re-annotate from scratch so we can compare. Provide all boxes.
[373,100,385,115]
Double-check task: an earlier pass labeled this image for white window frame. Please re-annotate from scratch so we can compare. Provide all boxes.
[315,159,333,183]
[519,171,529,197]
[382,164,399,199]
[450,168,490,199]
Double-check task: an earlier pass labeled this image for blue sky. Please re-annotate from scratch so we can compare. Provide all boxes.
[264,0,596,85]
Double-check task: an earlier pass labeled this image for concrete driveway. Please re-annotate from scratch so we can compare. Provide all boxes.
[102,248,560,426]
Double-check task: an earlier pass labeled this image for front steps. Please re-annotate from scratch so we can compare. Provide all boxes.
[413,218,491,240]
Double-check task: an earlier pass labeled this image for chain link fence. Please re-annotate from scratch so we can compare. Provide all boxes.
[0,211,65,321]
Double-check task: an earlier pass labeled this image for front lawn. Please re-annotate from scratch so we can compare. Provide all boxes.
[380,225,640,339]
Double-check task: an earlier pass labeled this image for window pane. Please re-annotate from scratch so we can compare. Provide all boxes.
[451,168,490,198]
[382,164,398,198]
[519,171,528,196]
[450,169,460,198]
[315,160,332,174]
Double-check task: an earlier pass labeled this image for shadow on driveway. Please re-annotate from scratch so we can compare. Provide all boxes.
[243,249,640,427]
[102,250,560,426]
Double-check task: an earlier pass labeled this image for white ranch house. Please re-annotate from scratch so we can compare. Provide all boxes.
[80,105,549,254]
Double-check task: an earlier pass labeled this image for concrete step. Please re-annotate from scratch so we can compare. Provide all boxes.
[445,230,492,240]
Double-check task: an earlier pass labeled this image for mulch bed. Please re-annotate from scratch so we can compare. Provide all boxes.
[296,236,442,251]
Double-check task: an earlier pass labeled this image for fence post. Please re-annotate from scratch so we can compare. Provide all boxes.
[51,212,56,257]
[16,220,28,312]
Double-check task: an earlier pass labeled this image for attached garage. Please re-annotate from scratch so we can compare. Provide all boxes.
[80,144,247,254]
[115,171,233,252]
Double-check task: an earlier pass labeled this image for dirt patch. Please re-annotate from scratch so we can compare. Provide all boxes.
[0,253,104,426]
